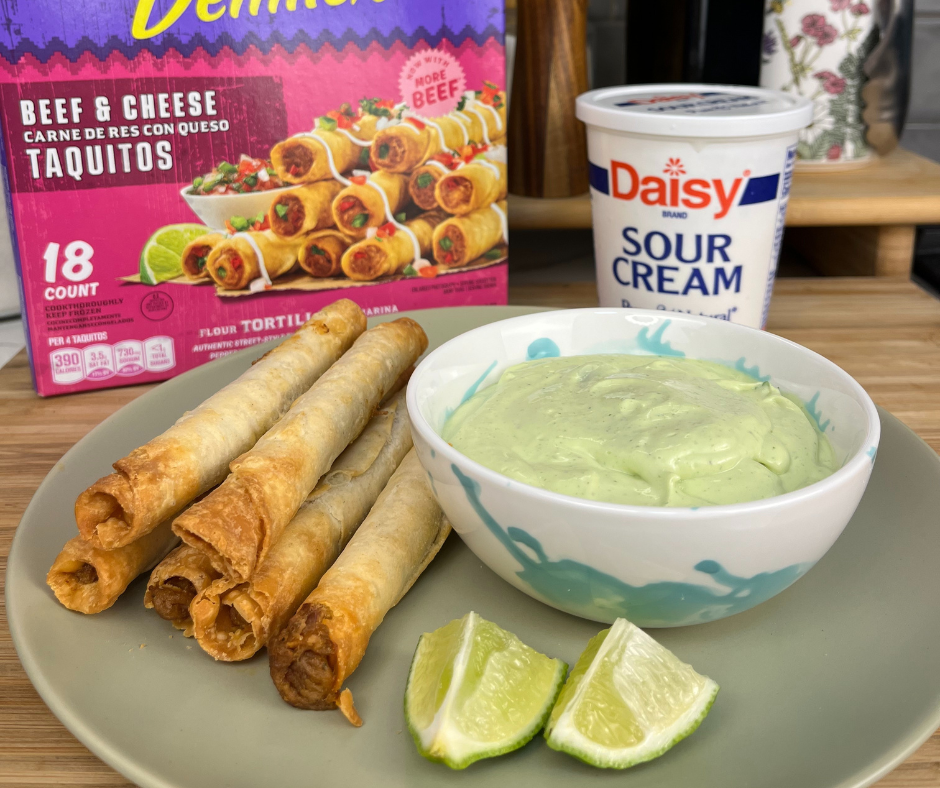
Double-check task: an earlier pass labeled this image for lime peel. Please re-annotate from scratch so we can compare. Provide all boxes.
[545,618,718,769]
[139,223,206,284]
[405,611,567,770]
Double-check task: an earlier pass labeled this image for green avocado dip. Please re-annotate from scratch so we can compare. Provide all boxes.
[441,354,838,507]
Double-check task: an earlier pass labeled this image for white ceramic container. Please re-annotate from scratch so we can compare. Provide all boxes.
[760,0,877,167]
[407,308,880,627]
[180,184,293,231]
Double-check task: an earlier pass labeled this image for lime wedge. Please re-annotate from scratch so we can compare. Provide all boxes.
[545,618,718,769]
[139,223,206,284]
[405,611,567,769]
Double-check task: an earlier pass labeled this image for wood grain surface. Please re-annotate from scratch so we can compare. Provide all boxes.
[507,148,940,230]
[507,0,589,198]
[2,278,940,786]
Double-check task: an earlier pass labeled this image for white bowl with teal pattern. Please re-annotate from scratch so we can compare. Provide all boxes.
[407,308,881,627]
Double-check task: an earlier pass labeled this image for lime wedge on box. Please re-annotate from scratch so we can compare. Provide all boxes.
[545,618,718,769]
[139,223,206,284]
[405,611,567,769]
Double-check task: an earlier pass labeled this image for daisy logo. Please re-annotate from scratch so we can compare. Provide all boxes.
[663,158,686,177]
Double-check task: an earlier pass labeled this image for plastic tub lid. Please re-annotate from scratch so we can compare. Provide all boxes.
[576,84,813,139]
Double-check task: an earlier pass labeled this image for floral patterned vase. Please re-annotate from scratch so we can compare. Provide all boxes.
[760,0,878,167]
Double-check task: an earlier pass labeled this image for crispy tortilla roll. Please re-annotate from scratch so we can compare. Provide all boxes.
[206,230,301,291]
[341,212,445,282]
[75,300,366,550]
[433,200,507,268]
[190,391,413,661]
[298,230,352,278]
[331,172,409,239]
[47,521,178,614]
[144,544,222,636]
[181,233,225,280]
[435,160,507,215]
[269,449,450,718]
[371,116,467,173]
[173,318,428,582]
[268,180,343,240]
[408,164,447,210]
[271,131,370,185]
[371,94,507,173]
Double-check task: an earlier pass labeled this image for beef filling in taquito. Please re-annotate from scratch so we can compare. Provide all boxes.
[370,116,466,173]
[181,233,226,280]
[331,171,408,239]
[190,390,413,661]
[407,164,448,210]
[145,544,223,636]
[271,131,369,185]
[75,300,365,550]
[435,160,507,215]
[269,449,450,724]
[48,520,179,614]
[299,230,352,278]
[433,200,507,268]
[206,230,301,290]
[268,180,342,239]
[173,318,428,582]
[341,212,445,282]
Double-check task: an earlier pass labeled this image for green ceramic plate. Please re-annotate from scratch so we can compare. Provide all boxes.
[7,307,940,788]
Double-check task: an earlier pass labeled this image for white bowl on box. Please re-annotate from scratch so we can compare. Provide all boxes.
[180,185,294,231]
[406,308,880,627]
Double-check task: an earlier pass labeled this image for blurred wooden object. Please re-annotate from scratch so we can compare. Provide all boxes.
[508,148,940,276]
[507,0,589,198]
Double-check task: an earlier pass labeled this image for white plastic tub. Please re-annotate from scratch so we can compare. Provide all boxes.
[576,85,812,328]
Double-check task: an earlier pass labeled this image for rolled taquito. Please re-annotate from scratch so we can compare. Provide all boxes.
[75,299,366,549]
[407,162,448,210]
[268,180,343,240]
[298,230,352,278]
[435,160,507,215]
[433,200,507,268]
[190,390,413,661]
[370,116,468,174]
[47,521,179,614]
[173,318,428,582]
[181,233,225,280]
[144,544,222,636]
[206,230,301,290]
[331,172,408,240]
[371,93,507,173]
[271,130,371,185]
[341,212,445,281]
[269,449,450,721]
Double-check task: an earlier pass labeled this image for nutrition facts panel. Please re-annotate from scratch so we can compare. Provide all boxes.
[48,337,175,385]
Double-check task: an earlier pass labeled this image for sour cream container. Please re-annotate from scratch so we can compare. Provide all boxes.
[575,85,812,327]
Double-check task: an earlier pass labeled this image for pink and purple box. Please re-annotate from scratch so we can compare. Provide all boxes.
[0,1,507,395]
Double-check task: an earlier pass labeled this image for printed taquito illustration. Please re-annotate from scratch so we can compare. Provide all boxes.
[270,128,372,185]
[299,230,353,278]
[331,171,409,239]
[268,180,343,239]
[433,200,507,268]
[47,520,179,614]
[74,300,366,549]
[341,212,445,281]
[145,544,223,636]
[435,159,507,215]
[371,91,507,173]
[190,390,413,661]
[172,318,428,582]
[206,230,302,290]
[269,449,450,724]
[407,163,448,210]
[182,233,226,280]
